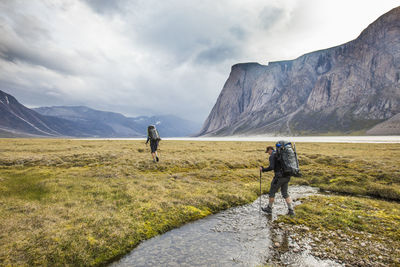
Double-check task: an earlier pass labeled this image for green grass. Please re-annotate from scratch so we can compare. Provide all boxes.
[277,194,400,265]
[0,139,399,266]
[1,169,51,200]
[0,139,265,266]
[281,195,400,239]
[292,143,400,200]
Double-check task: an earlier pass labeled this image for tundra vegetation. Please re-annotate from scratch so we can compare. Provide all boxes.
[0,139,399,266]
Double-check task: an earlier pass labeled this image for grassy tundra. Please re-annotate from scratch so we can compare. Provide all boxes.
[0,139,399,266]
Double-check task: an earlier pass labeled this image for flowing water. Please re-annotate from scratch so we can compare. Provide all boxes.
[110,186,342,267]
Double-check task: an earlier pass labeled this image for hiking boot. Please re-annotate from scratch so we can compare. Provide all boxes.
[156,156,159,162]
[153,159,156,163]
[288,209,295,216]
[262,206,272,214]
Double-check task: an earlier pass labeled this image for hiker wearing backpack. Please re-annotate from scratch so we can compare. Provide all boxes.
[259,141,300,216]
[146,125,161,163]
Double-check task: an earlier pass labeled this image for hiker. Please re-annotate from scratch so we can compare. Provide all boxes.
[260,145,295,216]
[146,125,161,163]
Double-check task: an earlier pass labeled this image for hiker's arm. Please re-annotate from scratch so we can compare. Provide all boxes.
[261,154,275,172]
[145,136,149,144]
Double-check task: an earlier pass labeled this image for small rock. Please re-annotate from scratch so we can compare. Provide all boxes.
[378,255,383,260]
[361,242,366,247]
[274,242,280,247]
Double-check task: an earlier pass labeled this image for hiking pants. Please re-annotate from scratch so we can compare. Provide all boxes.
[269,176,290,199]
[150,140,159,153]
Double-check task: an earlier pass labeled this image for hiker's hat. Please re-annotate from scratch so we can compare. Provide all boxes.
[265,146,274,153]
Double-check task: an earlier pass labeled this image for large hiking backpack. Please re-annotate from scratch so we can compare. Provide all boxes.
[148,125,161,141]
[275,140,301,177]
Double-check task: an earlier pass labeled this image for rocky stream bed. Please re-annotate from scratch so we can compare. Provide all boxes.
[111,186,358,267]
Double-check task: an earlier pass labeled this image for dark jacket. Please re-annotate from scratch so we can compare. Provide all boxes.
[146,136,159,144]
[261,151,283,176]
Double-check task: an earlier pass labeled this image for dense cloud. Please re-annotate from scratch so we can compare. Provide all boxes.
[0,0,398,122]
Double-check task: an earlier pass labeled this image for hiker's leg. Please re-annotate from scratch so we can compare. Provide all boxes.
[267,178,279,207]
[285,196,294,215]
[281,180,293,211]
[268,197,275,207]
[285,197,293,210]
[262,178,279,212]
[154,141,159,161]
[150,141,157,162]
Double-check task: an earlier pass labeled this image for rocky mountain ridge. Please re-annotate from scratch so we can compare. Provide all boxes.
[199,6,400,136]
[0,90,200,137]
[34,106,201,138]
[0,90,91,137]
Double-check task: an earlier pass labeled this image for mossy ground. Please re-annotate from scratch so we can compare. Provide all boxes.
[0,139,265,266]
[0,139,399,266]
[277,195,400,266]
[293,142,400,200]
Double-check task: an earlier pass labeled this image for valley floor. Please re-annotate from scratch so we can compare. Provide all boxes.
[0,139,399,266]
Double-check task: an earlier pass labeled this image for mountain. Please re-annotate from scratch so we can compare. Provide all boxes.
[0,90,96,137]
[34,106,201,137]
[129,115,201,137]
[199,6,400,136]
[366,113,400,135]
[0,90,201,137]
[34,106,143,137]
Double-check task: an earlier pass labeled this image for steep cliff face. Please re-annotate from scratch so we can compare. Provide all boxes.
[199,6,400,136]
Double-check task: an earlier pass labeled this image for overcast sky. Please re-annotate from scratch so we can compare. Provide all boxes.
[0,0,399,123]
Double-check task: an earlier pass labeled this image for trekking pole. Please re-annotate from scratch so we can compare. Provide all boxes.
[259,169,262,211]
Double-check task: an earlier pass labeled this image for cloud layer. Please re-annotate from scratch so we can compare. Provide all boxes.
[0,0,398,122]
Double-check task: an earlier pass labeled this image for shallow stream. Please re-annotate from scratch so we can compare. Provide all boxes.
[110,186,342,267]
